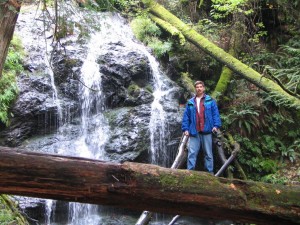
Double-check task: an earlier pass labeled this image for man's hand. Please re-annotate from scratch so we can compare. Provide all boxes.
[212,127,219,133]
[184,131,189,136]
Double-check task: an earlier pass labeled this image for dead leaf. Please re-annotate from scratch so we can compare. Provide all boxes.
[230,183,237,190]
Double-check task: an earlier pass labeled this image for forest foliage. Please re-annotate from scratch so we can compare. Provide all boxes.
[2,0,300,184]
[0,36,23,126]
[126,0,300,183]
[0,195,28,225]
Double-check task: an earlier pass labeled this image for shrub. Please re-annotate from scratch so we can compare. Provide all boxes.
[130,16,161,42]
[0,35,24,126]
[130,16,173,58]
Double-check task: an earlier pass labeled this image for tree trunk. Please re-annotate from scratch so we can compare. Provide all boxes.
[149,14,185,45]
[141,0,300,109]
[136,134,189,225]
[211,47,235,100]
[0,0,22,78]
[0,147,299,225]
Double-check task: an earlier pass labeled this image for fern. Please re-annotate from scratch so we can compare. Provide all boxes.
[147,37,172,57]
[130,16,161,42]
[130,16,173,58]
[210,0,250,19]
[0,35,23,126]
[0,72,18,126]
[264,37,300,96]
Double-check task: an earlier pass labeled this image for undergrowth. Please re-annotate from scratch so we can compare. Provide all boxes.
[0,35,24,126]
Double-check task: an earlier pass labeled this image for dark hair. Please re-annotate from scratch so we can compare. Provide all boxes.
[194,80,205,87]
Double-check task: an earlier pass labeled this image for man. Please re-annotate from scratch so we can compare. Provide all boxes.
[182,81,221,173]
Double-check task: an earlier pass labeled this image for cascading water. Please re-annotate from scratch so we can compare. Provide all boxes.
[148,56,171,166]
[15,7,64,224]
[64,27,112,225]
[58,13,173,223]
[15,4,177,225]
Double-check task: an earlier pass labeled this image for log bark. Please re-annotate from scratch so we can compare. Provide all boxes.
[0,0,22,77]
[141,0,300,109]
[136,134,189,225]
[0,147,299,225]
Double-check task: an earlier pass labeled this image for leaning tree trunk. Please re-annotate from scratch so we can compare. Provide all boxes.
[141,0,300,109]
[0,147,299,225]
[211,47,235,100]
[0,0,22,78]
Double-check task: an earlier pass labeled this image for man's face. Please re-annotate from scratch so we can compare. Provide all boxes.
[195,84,205,96]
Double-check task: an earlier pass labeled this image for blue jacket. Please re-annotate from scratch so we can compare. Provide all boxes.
[182,94,221,136]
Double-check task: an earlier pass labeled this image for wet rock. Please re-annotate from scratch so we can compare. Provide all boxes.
[0,74,57,146]
[99,42,153,108]
[124,86,154,106]
[1,9,184,167]
[104,105,151,162]
[0,71,80,146]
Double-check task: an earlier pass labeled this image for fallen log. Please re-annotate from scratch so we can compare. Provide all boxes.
[136,134,189,225]
[168,133,240,225]
[0,146,299,225]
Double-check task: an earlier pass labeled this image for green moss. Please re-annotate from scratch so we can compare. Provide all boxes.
[211,65,233,100]
[65,58,79,67]
[104,107,133,127]
[160,173,180,187]
[130,163,300,211]
[104,109,120,125]
[157,169,221,193]
[0,195,28,225]
[144,1,300,109]
[145,84,153,93]
[149,14,185,45]
[180,72,194,94]
[245,181,300,210]
[128,83,140,95]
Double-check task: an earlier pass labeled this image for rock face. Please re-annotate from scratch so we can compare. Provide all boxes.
[99,41,154,108]
[0,56,81,147]
[0,11,185,165]
[104,106,152,162]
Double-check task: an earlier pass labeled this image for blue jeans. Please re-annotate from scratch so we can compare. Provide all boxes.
[187,133,213,172]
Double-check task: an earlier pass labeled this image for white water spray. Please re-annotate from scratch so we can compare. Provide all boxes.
[16,6,174,224]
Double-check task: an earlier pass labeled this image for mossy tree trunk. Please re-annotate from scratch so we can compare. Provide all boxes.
[141,0,300,109]
[0,147,299,225]
[0,194,28,224]
[214,64,233,96]
[211,47,234,100]
[0,0,22,78]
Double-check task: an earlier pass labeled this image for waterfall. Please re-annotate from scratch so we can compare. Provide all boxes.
[60,12,172,224]
[15,5,175,224]
[148,55,170,166]
[64,26,111,225]
[14,8,64,224]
